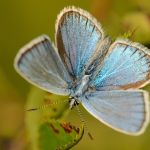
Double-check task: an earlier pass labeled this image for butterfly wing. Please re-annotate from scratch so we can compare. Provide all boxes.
[89,39,150,90]
[81,90,149,135]
[55,6,111,79]
[14,35,71,95]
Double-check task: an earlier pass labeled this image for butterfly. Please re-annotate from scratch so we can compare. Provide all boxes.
[14,6,150,135]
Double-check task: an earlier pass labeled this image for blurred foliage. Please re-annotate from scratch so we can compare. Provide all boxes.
[0,68,24,139]
[92,0,150,43]
[0,0,150,150]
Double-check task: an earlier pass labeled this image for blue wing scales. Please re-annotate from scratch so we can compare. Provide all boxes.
[14,35,71,95]
[81,90,149,135]
[90,39,150,90]
[55,6,110,79]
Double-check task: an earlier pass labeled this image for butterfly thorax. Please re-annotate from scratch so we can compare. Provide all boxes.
[69,74,90,109]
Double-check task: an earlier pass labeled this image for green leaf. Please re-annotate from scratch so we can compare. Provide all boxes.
[25,87,83,150]
[25,87,46,150]
[39,121,84,150]
[41,93,69,120]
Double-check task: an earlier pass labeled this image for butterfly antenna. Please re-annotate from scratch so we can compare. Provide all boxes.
[26,103,53,111]
[26,99,64,111]
[26,107,39,111]
[75,105,93,140]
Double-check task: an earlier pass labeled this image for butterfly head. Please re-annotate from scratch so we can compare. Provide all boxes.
[68,96,79,109]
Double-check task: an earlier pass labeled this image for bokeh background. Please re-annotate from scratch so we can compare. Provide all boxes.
[0,0,150,150]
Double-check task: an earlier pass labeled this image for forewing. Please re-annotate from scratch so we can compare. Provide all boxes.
[14,35,71,95]
[55,6,110,79]
[81,90,150,135]
[90,39,150,90]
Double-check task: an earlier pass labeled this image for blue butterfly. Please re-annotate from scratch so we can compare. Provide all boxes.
[14,6,150,135]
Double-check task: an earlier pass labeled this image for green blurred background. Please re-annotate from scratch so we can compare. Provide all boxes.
[0,0,150,150]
